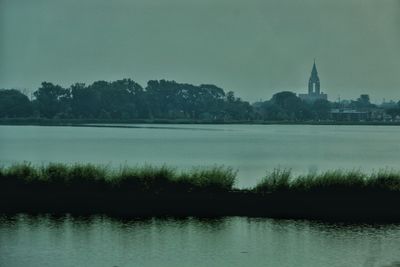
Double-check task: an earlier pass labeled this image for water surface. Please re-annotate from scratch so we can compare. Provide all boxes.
[0,215,399,267]
[1,124,400,187]
[1,125,400,267]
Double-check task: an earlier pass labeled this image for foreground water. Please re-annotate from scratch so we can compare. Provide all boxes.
[0,215,399,267]
[1,124,400,187]
[1,124,400,266]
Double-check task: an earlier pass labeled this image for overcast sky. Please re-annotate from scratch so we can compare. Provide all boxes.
[1,0,399,102]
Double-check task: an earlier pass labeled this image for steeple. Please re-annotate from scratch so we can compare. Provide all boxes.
[308,59,320,95]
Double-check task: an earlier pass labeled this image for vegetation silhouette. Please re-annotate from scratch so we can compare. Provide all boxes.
[1,163,400,222]
[3,78,400,123]
[0,79,253,121]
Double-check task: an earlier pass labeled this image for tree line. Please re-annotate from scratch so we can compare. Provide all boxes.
[0,79,253,120]
[2,78,397,121]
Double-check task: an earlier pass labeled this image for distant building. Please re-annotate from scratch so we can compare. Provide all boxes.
[330,108,370,121]
[299,61,328,103]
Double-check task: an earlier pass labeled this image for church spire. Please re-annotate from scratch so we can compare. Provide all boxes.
[311,59,318,77]
[308,60,320,94]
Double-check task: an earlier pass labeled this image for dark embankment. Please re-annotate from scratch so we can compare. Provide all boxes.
[1,163,400,222]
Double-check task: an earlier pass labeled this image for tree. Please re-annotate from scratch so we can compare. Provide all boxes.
[270,91,310,120]
[109,79,147,118]
[0,89,32,117]
[223,91,254,120]
[350,94,375,110]
[260,101,285,120]
[33,82,70,118]
[145,80,179,118]
[312,99,331,120]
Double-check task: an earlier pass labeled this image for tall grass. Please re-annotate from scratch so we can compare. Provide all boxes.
[2,163,400,194]
[253,168,292,192]
[254,168,400,193]
[0,163,237,193]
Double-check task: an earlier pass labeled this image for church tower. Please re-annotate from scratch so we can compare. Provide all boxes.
[299,59,327,102]
[308,60,320,95]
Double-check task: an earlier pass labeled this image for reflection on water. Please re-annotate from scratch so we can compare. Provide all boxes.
[1,214,400,267]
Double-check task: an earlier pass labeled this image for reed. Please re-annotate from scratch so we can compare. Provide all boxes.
[2,163,400,221]
[254,169,400,193]
[0,162,236,193]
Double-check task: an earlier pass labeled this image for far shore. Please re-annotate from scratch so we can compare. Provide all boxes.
[1,118,400,126]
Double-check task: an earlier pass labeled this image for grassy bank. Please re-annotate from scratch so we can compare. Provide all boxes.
[1,163,400,221]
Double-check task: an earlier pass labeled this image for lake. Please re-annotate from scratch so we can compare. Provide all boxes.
[1,215,400,267]
[1,124,400,187]
[1,124,400,266]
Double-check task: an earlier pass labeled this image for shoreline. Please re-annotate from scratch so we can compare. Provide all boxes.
[1,118,400,126]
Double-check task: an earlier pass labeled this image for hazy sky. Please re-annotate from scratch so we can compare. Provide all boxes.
[1,0,399,102]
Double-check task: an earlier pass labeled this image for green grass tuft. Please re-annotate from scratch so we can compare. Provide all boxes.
[254,168,292,193]
[254,168,400,193]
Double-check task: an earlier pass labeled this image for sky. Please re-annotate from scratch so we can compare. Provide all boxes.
[1,0,399,103]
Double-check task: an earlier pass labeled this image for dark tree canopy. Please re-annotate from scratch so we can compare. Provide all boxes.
[312,99,331,120]
[33,82,70,118]
[0,89,32,118]
[0,79,255,121]
[257,91,317,121]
